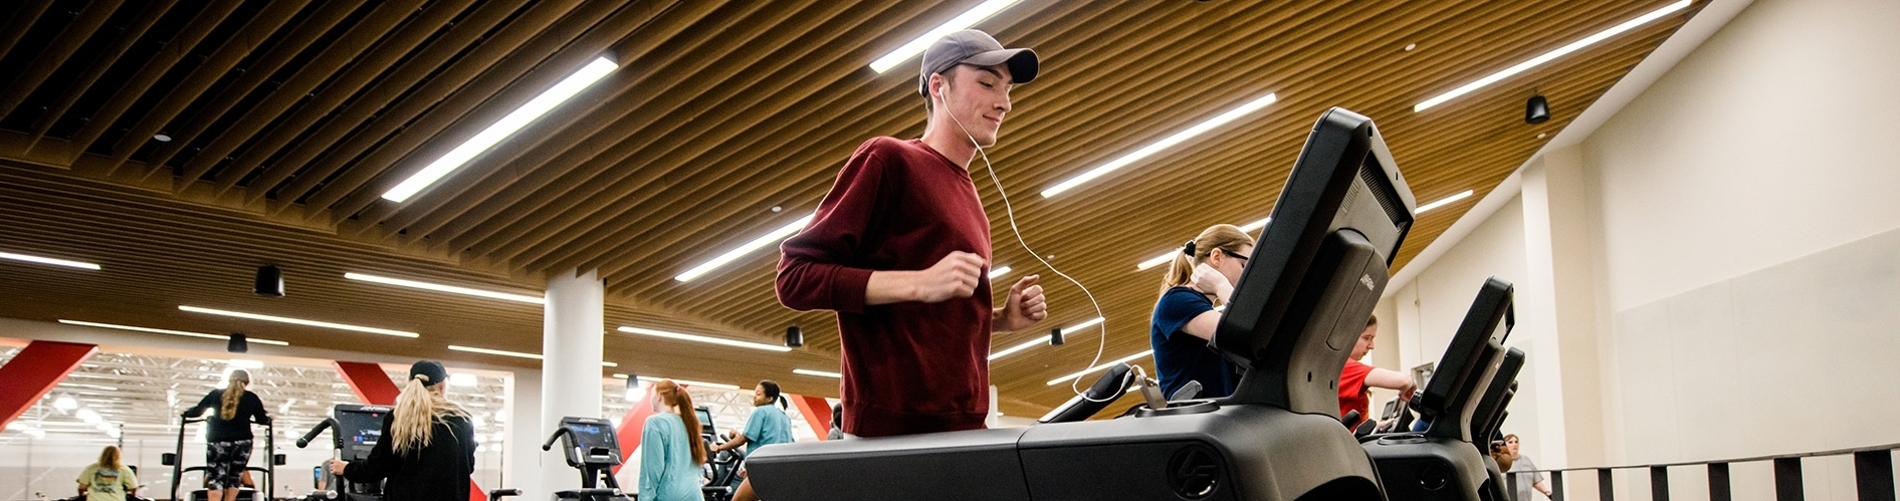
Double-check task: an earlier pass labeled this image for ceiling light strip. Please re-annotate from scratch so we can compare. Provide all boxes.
[1413,190,1474,215]
[179,306,420,338]
[344,272,545,304]
[867,0,1024,74]
[0,250,101,270]
[675,214,815,282]
[1136,216,1271,271]
[383,56,620,202]
[58,319,291,346]
[989,317,1097,361]
[988,265,1012,279]
[1413,0,1691,112]
[792,369,842,379]
[447,345,616,367]
[1045,350,1155,386]
[1041,92,1278,198]
[618,326,792,353]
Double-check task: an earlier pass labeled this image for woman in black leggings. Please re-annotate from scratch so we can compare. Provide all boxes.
[183,369,270,501]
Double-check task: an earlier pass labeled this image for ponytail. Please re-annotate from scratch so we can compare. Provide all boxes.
[1159,224,1255,295]
[220,370,251,420]
[389,373,468,455]
[759,380,787,409]
[654,380,708,465]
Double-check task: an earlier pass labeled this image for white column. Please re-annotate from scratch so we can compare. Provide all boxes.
[540,268,605,494]
[1518,146,1610,469]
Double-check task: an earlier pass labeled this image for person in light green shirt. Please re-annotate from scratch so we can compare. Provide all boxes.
[77,446,139,501]
[640,380,708,501]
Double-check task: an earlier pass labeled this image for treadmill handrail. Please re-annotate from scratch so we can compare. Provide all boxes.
[542,427,573,451]
[296,417,338,448]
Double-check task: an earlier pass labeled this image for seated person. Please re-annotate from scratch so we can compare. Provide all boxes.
[1150,224,1254,399]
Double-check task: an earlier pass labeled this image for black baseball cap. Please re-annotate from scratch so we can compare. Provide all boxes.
[918,29,1039,96]
[410,360,449,387]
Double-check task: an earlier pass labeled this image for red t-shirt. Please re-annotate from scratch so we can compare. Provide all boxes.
[776,137,993,438]
[1338,359,1374,426]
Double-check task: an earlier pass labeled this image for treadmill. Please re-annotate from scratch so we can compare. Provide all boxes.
[1360,277,1523,501]
[747,107,1418,501]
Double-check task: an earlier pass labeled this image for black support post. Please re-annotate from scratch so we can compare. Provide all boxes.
[1708,463,1732,501]
[1651,466,1670,501]
[1855,450,1895,501]
[1599,468,1616,501]
[1552,470,1565,501]
[1775,457,1805,501]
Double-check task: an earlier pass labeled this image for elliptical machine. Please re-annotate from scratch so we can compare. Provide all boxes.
[162,411,284,501]
[542,416,634,501]
[294,404,392,501]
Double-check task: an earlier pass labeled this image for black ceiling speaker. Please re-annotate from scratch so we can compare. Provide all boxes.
[1525,94,1551,124]
[1050,328,1065,346]
[254,265,284,297]
[227,332,248,353]
[785,325,804,348]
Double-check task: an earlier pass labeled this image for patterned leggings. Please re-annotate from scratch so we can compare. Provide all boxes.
[205,439,252,490]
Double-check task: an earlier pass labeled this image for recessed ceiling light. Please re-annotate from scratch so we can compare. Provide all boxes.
[179,306,420,338]
[793,369,842,379]
[58,320,290,346]
[867,0,1024,74]
[1042,92,1279,198]
[1537,133,1547,139]
[153,134,172,142]
[988,266,1012,279]
[446,345,617,367]
[383,56,619,202]
[344,273,545,304]
[617,326,792,353]
[0,250,101,270]
[1045,350,1155,386]
[675,213,814,282]
[1413,0,1690,112]
[1413,190,1475,215]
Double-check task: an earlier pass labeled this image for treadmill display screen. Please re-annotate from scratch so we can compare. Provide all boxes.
[336,408,386,448]
[570,422,615,450]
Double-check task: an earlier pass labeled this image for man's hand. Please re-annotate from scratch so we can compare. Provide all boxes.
[912,252,985,303]
[996,274,1047,331]
[326,459,347,476]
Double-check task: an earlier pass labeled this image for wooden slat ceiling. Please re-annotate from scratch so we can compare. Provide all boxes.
[0,0,1701,417]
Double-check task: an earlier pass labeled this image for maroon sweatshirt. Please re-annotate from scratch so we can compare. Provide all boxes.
[776,136,993,437]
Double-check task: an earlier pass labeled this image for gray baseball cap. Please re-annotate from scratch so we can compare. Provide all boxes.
[917,29,1039,96]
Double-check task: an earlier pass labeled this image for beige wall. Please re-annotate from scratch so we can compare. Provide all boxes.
[1391,0,1900,498]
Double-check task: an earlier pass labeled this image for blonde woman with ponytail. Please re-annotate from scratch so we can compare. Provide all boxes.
[184,369,270,501]
[327,360,477,501]
[640,379,708,501]
[1149,224,1256,399]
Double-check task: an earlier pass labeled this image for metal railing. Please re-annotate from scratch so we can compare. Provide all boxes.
[1509,443,1899,501]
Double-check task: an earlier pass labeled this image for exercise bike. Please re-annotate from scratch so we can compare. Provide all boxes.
[162,411,284,501]
[294,403,391,501]
[543,416,635,501]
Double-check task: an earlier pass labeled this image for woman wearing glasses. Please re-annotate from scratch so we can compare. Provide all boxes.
[1149,224,1255,399]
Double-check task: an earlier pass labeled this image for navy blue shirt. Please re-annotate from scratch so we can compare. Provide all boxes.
[1150,286,1236,399]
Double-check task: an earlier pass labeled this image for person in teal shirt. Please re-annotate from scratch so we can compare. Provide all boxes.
[639,380,707,501]
[714,380,798,501]
[711,380,795,457]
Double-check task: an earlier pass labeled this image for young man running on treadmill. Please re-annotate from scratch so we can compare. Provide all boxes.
[777,29,1048,438]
